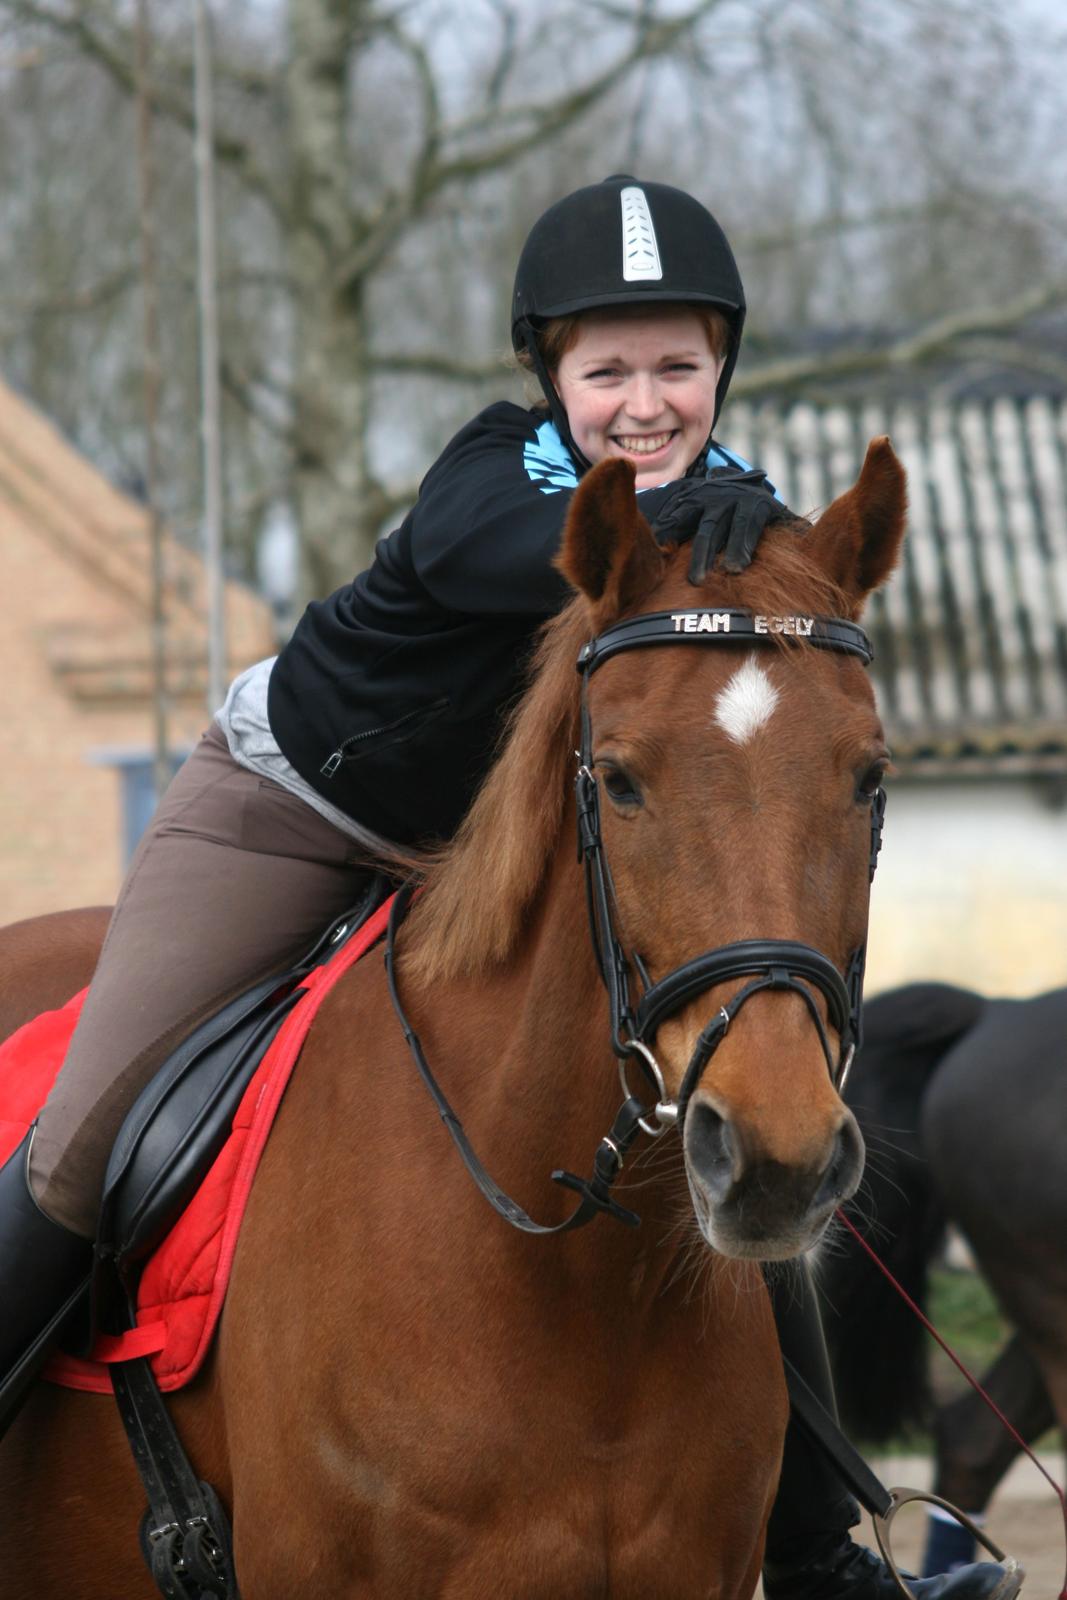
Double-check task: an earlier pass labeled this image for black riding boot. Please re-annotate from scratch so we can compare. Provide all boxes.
[763,1262,1021,1600]
[0,1129,94,1437]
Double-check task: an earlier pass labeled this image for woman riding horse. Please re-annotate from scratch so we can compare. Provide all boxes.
[0,174,1015,1600]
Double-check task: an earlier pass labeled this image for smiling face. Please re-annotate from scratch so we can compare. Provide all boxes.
[553,308,724,488]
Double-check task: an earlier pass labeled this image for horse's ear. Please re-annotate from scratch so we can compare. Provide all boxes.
[807,437,907,616]
[556,459,665,623]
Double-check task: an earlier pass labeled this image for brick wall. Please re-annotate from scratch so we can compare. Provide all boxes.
[0,381,274,926]
[0,515,249,923]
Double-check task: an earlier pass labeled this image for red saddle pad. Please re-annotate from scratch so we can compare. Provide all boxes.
[0,895,394,1395]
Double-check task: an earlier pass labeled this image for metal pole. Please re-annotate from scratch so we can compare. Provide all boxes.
[134,0,170,802]
[194,0,226,712]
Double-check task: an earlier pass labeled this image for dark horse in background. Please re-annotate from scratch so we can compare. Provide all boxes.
[821,981,1067,1572]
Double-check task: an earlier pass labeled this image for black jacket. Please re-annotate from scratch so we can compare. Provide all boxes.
[268,402,751,846]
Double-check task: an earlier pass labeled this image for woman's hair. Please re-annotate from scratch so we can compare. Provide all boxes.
[510,302,732,407]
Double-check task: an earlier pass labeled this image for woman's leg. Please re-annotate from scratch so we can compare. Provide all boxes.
[763,1262,1019,1600]
[29,723,367,1239]
[764,1262,861,1566]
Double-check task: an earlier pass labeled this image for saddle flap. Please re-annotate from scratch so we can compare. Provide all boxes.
[96,874,393,1270]
[96,978,301,1266]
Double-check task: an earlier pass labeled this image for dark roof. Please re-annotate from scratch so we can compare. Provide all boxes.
[727,394,1067,776]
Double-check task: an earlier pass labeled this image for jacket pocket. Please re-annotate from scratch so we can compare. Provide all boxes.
[319,696,451,778]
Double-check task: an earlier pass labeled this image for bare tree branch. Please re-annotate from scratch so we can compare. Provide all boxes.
[446,0,723,143]
[5,0,1060,594]
[332,0,726,294]
[0,0,286,216]
[376,15,441,204]
[890,280,1067,365]
[3,0,275,93]
[734,278,1067,398]
[948,337,1067,391]
[0,264,138,315]
[221,356,296,445]
[738,202,973,256]
[369,352,503,383]
[0,262,291,322]
[483,0,517,110]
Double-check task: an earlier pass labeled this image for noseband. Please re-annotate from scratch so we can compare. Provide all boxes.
[386,603,885,1235]
[575,607,886,1133]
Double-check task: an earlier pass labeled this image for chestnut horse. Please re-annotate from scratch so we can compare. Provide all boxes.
[0,443,905,1599]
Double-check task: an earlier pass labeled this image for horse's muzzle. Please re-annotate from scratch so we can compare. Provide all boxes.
[683,1098,865,1260]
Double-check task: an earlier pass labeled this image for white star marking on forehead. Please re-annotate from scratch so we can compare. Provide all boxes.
[713,658,780,745]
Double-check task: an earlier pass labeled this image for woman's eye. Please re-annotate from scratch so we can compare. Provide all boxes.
[856,761,888,801]
[600,765,643,808]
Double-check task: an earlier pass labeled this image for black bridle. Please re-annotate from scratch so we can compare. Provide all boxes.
[385,604,885,1233]
[575,606,885,1131]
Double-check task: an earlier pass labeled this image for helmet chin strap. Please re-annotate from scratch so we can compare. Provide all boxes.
[517,323,593,476]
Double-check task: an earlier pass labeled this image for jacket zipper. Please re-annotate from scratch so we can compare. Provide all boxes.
[320,698,449,778]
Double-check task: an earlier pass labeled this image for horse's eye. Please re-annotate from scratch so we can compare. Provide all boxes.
[600,764,643,808]
[856,761,888,801]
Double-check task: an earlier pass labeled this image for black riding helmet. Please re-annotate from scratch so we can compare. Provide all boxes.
[511,174,746,473]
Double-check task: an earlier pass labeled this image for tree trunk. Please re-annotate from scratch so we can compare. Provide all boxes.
[285,0,378,598]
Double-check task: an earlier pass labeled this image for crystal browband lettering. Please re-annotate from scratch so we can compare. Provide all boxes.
[669,611,815,636]
[575,610,875,675]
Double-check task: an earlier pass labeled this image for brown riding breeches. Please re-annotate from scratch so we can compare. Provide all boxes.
[30,723,367,1238]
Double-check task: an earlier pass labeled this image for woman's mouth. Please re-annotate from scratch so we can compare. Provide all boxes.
[611,430,676,457]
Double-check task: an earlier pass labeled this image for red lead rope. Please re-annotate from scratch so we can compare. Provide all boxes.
[834,1209,1067,1599]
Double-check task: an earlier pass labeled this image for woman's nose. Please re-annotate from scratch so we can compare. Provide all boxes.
[622,374,664,421]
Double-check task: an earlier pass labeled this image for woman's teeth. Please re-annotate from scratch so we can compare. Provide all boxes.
[615,432,673,454]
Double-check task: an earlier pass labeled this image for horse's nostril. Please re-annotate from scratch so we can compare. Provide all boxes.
[685,1101,736,1199]
[814,1116,865,1209]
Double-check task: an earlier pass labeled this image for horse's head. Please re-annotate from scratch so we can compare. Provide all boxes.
[558,442,907,1259]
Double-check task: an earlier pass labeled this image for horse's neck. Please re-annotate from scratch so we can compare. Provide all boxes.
[456,838,610,1103]
[409,841,694,1299]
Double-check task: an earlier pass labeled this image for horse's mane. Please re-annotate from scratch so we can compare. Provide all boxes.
[404,524,847,986]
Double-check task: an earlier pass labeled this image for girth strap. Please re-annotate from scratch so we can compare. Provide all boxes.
[111,1355,239,1599]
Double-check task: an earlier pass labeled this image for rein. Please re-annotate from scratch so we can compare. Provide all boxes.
[384,885,648,1233]
[384,602,883,1233]
[837,1209,1063,1599]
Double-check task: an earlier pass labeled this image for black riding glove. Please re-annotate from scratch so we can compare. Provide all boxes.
[651,466,795,583]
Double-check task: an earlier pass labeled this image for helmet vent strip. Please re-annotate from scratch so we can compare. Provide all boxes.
[620,186,663,282]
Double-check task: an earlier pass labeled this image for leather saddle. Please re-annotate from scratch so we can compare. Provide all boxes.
[95,872,392,1273]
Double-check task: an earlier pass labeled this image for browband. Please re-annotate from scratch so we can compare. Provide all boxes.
[577,609,873,675]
